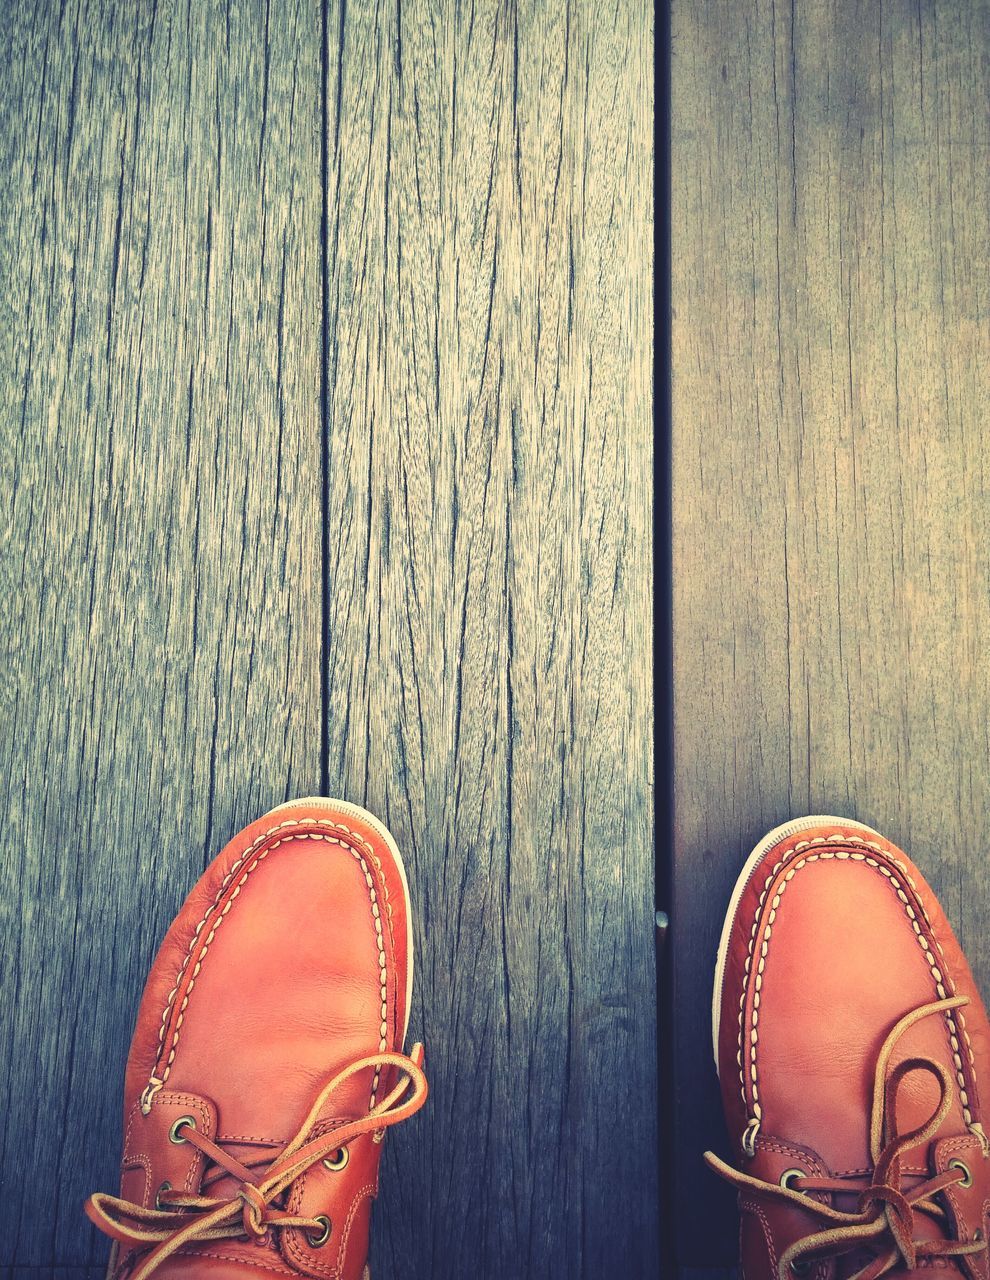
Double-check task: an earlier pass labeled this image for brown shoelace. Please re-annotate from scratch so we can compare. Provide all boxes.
[706,997,990,1280]
[86,1045,428,1279]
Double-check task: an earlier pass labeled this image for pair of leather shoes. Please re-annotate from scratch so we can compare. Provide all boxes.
[87,805,990,1280]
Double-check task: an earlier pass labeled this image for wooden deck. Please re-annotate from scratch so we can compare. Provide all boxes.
[671,0,990,1268]
[1,1,655,1276]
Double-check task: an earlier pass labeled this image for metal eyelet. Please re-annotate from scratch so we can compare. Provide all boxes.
[950,1158,973,1188]
[323,1146,349,1172]
[155,1180,172,1210]
[789,1259,813,1276]
[306,1215,332,1247]
[168,1115,197,1144]
[779,1168,805,1193]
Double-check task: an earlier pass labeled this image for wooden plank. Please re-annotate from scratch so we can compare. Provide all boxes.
[323,1,656,1275]
[671,0,990,1266]
[0,0,322,1268]
[4,1271,107,1280]
[4,1272,107,1280]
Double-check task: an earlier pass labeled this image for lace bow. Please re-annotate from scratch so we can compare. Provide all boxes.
[706,999,989,1280]
[86,1045,428,1279]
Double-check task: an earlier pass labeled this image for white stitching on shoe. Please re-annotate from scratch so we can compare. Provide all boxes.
[150,819,391,1109]
[737,833,975,1130]
[284,1179,378,1276]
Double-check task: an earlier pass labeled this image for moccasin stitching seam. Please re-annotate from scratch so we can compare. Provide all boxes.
[190,1250,298,1274]
[152,826,390,1110]
[740,1196,780,1274]
[738,836,975,1132]
[118,1154,152,1212]
[283,1179,378,1279]
[123,1095,212,1199]
[154,818,384,1081]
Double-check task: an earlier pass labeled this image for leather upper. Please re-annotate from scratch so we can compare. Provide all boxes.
[94,801,417,1280]
[713,822,990,1280]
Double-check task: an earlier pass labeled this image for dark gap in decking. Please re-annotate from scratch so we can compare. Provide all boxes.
[657,1,676,1274]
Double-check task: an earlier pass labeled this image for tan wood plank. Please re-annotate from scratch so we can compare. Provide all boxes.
[323,1,657,1274]
[671,0,990,1264]
[0,0,322,1266]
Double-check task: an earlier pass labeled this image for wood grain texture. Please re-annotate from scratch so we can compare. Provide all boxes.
[0,0,322,1268]
[2,1271,108,1280]
[323,1,656,1276]
[671,0,990,1265]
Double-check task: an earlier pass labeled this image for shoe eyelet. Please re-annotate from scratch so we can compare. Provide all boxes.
[789,1258,813,1276]
[323,1146,349,1172]
[975,1229,985,1243]
[155,1180,172,1210]
[950,1158,973,1188]
[780,1168,805,1193]
[168,1115,197,1144]
[306,1215,332,1247]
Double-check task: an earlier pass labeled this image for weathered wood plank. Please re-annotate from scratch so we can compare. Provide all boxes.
[671,0,990,1265]
[323,1,656,1275]
[0,0,322,1268]
[3,1271,108,1280]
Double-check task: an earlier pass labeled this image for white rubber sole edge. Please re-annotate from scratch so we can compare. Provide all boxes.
[711,814,883,1069]
[267,795,416,1050]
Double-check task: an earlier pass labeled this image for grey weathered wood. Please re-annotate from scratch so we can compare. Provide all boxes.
[1,0,654,1274]
[323,1,657,1276]
[4,1271,107,1279]
[0,0,322,1268]
[671,0,990,1266]
[4,1272,107,1279]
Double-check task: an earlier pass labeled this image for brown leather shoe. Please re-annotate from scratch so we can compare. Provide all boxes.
[86,798,427,1280]
[707,816,990,1280]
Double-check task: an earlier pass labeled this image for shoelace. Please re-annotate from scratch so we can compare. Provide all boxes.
[706,997,990,1280]
[86,1045,428,1280]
